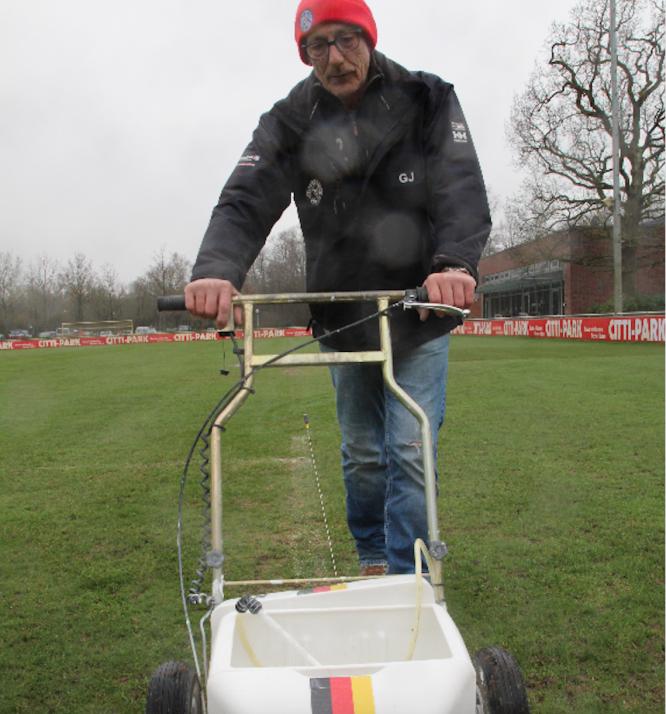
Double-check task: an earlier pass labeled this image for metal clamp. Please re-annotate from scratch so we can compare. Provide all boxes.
[429,540,449,560]
[205,550,224,569]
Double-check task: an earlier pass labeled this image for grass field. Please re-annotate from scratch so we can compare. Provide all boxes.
[0,335,663,713]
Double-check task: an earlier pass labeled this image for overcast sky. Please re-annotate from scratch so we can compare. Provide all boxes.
[1,0,582,283]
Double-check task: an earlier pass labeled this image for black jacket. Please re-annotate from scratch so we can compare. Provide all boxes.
[192,52,491,351]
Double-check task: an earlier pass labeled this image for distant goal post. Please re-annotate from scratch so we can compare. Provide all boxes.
[58,319,134,337]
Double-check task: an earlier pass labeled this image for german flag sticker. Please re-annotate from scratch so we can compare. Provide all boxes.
[297,584,348,595]
[310,676,376,714]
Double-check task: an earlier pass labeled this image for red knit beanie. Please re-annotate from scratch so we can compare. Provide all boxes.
[295,0,377,64]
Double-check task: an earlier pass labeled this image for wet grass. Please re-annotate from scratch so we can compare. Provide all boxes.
[0,336,663,712]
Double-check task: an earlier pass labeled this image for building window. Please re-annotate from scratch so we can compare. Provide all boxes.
[483,280,563,317]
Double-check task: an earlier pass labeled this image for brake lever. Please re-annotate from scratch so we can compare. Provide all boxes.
[403,289,470,321]
[406,302,470,319]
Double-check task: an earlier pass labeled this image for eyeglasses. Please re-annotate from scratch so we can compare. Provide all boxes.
[302,29,363,62]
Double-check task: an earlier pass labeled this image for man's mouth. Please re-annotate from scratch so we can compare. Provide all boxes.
[328,71,354,83]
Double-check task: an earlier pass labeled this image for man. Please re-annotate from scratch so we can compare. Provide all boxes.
[185,0,490,575]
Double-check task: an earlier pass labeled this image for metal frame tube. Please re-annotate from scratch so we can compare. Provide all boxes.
[207,291,446,603]
[234,290,406,305]
[209,303,257,601]
[377,299,444,602]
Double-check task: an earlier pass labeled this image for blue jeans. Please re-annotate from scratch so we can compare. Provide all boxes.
[325,334,450,574]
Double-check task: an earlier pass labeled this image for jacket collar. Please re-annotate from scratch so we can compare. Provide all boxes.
[273,51,426,135]
[271,52,428,200]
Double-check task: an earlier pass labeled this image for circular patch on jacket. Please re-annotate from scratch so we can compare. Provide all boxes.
[300,10,313,32]
[306,178,323,206]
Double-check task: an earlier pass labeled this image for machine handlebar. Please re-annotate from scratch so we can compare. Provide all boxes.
[157,288,469,321]
[157,288,430,313]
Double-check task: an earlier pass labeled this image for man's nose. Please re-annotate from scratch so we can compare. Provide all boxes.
[328,42,345,63]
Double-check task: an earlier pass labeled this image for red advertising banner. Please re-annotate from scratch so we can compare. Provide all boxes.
[0,327,311,351]
[452,314,665,342]
[1,317,663,352]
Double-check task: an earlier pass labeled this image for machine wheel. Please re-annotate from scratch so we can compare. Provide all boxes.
[473,646,530,714]
[145,661,203,714]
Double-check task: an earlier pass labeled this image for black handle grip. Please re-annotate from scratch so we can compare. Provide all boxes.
[415,286,429,302]
[405,287,430,302]
[157,295,187,312]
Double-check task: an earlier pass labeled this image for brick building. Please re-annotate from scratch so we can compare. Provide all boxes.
[473,221,664,318]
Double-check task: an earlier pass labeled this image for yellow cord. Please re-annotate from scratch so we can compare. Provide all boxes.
[236,614,263,667]
[405,538,434,661]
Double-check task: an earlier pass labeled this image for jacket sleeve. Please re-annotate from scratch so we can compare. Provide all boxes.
[424,83,491,281]
[191,110,294,288]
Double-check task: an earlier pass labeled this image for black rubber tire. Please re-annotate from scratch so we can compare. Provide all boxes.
[473,646,530,714]
[145,661,203,714]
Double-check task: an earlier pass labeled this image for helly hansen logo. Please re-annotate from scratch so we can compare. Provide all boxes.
[451,121,468,143]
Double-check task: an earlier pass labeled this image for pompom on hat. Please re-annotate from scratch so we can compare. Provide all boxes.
[295,0,377,64]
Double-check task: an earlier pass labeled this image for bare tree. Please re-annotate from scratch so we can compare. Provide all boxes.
[143,248,191,297]
[0,252,22,333]
[508,0,664,294]
[131,248,191,327]
[24,255,61,331]
[265,226,306,293]
[129,275,153,326]
[92,263,124,320]
[60,253,95,321]
[245,227,306,293]
[482,189,519,256]
[244,246,270,293]
[244,227,308,325]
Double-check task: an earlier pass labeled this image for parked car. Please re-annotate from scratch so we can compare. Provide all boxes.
[9,329,31,339]
[135,326,157,334]
[38,331,57,338]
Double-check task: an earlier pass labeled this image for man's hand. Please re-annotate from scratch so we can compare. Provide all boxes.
[184,278,243,329]
[418,269,476,321]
